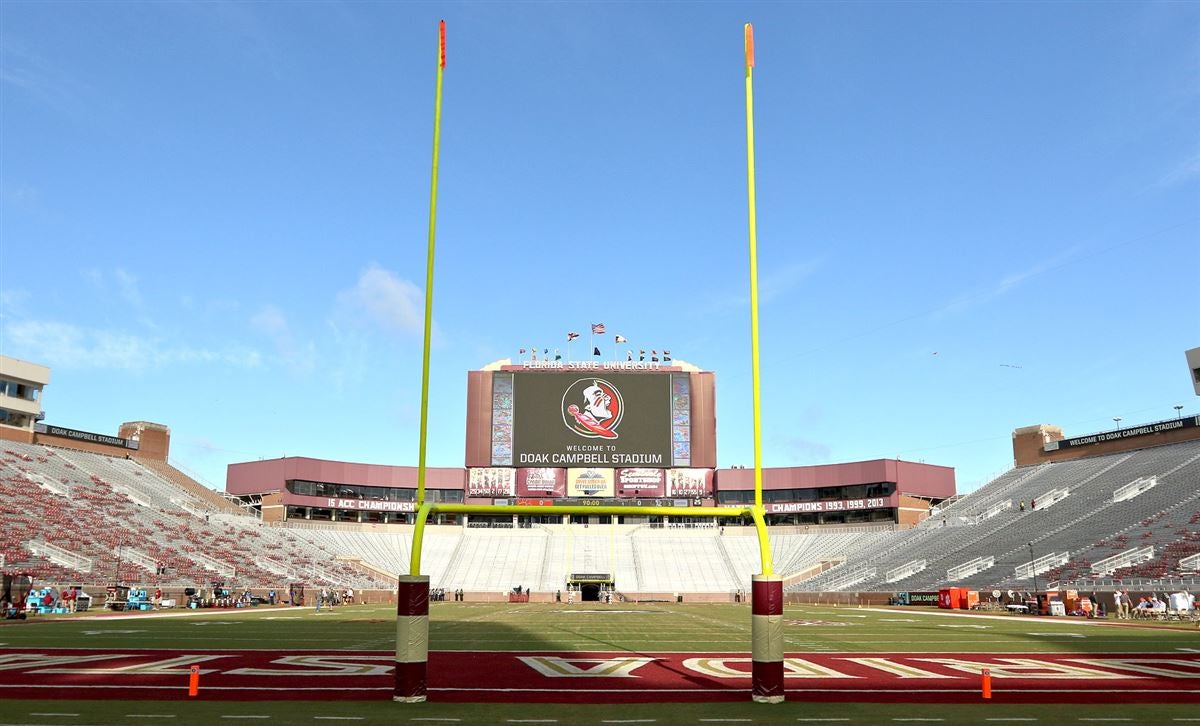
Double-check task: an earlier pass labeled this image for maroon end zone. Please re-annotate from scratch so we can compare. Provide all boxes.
[0,650,1197,703]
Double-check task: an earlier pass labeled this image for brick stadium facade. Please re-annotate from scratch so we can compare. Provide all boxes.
[224,360,958,527]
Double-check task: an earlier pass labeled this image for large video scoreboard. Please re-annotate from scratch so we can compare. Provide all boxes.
[464,363,716,472]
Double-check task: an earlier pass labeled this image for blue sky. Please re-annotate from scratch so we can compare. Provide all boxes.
[1,1,1196,493]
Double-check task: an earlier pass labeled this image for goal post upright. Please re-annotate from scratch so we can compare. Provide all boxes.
[396,21,783,705]
[743,22,784,704]
[395,19,444,704]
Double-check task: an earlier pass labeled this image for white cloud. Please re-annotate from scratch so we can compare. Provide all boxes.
[705,257,824,311]
[113,268,143,307]
[2,319,261,371]
[1157,151,1200,188]
[250,304,315,375]
[335,263,427,337]
[938,245,1081,317]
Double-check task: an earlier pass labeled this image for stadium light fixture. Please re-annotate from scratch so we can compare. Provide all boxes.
[1175,405,1184,419]
[1112,416,1122,430]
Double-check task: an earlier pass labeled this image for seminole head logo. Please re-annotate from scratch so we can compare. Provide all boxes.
[562,378,623,439]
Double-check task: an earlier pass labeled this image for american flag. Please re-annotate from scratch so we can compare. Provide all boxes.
[567,331,580,341]
[591,322,606,335]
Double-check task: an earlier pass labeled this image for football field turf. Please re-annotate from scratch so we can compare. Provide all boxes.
[1,601,1196,724]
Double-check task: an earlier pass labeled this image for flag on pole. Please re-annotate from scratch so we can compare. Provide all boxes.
[614,334,627,343]
[664,350,671,361]
[593,346,601,357]
[554,349,562,361]
[519,348,526,354]
[627,350,633,361]
[567,331,580,341]
[591,322,606,335]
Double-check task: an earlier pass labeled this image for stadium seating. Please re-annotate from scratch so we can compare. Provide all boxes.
[790,439,1200,592]
[4,436,1198,597]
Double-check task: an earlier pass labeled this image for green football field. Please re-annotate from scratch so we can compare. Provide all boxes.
[1,602,1197,725]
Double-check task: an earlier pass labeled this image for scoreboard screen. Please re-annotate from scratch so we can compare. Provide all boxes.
[488,371,692,468]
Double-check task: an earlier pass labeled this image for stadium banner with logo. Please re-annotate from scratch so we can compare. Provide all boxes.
[510,372,673,468]
[467,467,516,497]
[615,467,666,497]
[668,468,713,497]
[566,467,615,497]
[516,467,565,497]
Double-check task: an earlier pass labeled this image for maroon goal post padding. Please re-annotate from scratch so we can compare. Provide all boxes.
[394,575,430,703]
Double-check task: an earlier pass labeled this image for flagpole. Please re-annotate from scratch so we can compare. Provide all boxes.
[743,24,765,520]
[416,20,446,510]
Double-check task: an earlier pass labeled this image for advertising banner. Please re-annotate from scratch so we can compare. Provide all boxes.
[510,372,673,468]
[467,467,516,497]
[566,468,615,497]
[667,468,713,497]
[615,468,665,497]
[516,468,565,497]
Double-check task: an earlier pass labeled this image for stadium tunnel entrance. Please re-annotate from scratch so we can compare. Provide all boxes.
[567,573,612,602]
